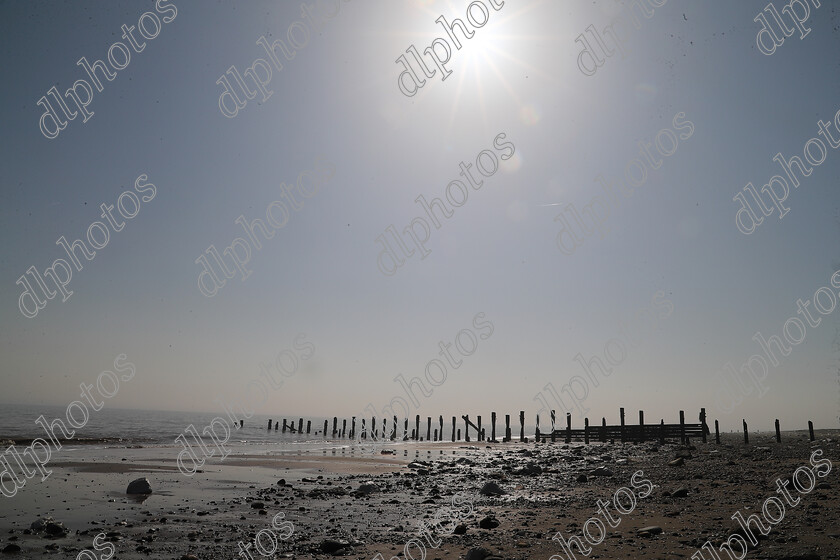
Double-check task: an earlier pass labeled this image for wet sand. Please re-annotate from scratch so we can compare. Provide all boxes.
[0,433,838,559]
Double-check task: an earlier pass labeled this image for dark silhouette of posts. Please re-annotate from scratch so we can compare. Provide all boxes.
[775,419,781,443]
[434,429,438,441]
[551,410,556,433]
[715,419,720,444]
[601,418,607,443]
[299,418,304,434]
[360,419,365,439]
[700,408,708,443]
[282,419,288,433]
[551,414,556,442]
[639,410,645,442]
[620,408,626,442]
[808,420,815,441]
[477,416,482,442]
[340,419,346,438]
[404,418,409,440]
[565,413,572,443]
[491,412,497,442]
[464,415,471,442]
[392,416,397,440]
[382,418,387,439]
[415,415,420,441]
[505,414,511,442]
[535,414,541,443]
[425,417,430,440]
[451,416,456,442]
[743,419,749,444]
[679,410,686,445]
[659,419,665,444]
[350,417,355,438]
[584,418,590,444]
[306,420,311,434]
[457,428,461,440]
[268,419,273,430]
[371,417,376,439]
[519,411,525,442]
[323,420,328,437]
[332,417,338,436]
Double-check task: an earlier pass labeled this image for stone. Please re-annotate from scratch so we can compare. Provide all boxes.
[479,481,505,496]
[45,521,67,537]
[668,458,685,467]
[479,516,500,529]
[250,502,265,509]
[126,477,152,495]
[2,544,21,553]
[638,526,663,536]
[672,487,689,498]
[453,524,467,535]
[465,547,493,560]
[320,539,350,554]
[356,482,379,495]
[590,466,614,477]
[576,474,588,483]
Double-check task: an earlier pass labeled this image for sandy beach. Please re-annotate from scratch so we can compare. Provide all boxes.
[0,432,837,560]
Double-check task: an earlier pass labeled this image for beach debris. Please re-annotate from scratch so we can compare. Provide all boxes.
[668,457,685,467]
[45,521,68,538]
[126,477,152,495]
[590,466,614,477]
[277,479,286,486]
[453,524,468,535]
[479,516,500,529]
[250,502,265,509]
[2,544,21,553]
[675,449,693,458]
[637,526,663,537]
[319,539,350,554]
[29,519,47,532]
[380,449,395,454]
[576,474,588,483]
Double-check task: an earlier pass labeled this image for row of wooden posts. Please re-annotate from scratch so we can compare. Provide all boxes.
[263,408,819,445]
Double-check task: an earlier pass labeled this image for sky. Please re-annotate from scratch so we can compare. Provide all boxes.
[1,0,839,432]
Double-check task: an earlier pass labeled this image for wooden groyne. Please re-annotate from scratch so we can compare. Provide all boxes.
[260,408,820,445]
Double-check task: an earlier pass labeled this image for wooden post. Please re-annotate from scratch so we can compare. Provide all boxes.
[477,416,482,442]
[433,429,437,441]
[350,417,355,438]
[299,418,304,434]
[565,413,572,443]
[268,419,273,430]
[742,419,749,445]
[392,416,397,440]
[715,419,720,444]
[519,411,525,442]
[620,408,626,442]
[439,416,443,442]
[535,414,540,443]
[451,416,456,442]
[505,414,511,442]
[360,419,366,439]
[404,418,409,440]
[464,415,471,442]
[679,410,686,445]
[808,420,814,441]
[371,417,376,439]
[491,412,497,442]
[700,408,708,443]
[551,410,556,432]
[382,418,387,439]
[601,418,607,443]
[332,417,338,436]
[775,419,781,443]
[457,428,461,440]
[639,410,645,442]
[584,418,589,444]
[659,419,665,444]
[323,420,328,437]
[282,419,288,433]
[307,420,311,434]
[415,415,420,441]
[426,417,431,441]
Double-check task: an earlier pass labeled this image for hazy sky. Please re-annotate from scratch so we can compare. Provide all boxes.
[2,0,839,432]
